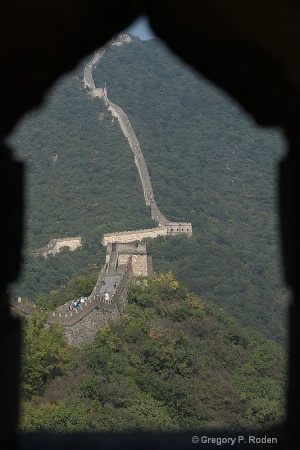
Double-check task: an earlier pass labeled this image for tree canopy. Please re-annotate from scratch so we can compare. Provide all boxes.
[19,273,286,432]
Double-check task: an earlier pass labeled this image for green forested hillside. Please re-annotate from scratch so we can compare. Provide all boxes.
[9,36,288,343]
[20,274,286,432]
[11,70,155,247]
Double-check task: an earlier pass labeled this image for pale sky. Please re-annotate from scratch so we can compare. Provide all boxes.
[124,16,155,40]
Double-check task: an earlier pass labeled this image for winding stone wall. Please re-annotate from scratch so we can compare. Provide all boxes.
[87,35,192,231]
[102,223,192,245]
[34,237,82,256]
[13,34,191,346]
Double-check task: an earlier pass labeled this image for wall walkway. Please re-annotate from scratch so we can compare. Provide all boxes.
[85,36,170,226]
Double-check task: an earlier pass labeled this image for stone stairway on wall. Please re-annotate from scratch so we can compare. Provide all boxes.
[107,250,118,274]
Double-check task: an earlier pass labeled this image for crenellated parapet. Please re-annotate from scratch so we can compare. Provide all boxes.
[165,222,193,235]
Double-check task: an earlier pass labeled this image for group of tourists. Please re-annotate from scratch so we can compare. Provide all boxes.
[68,296,89,310]
[66,280,119,310]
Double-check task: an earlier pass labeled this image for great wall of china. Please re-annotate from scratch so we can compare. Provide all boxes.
[11,34,192,345]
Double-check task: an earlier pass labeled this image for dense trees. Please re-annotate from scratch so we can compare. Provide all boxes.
[15,248,103,305]
[21,313,71,400]
[19,273,286,432]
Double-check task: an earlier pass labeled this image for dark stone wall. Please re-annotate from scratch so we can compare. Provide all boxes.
[64,305,118,346]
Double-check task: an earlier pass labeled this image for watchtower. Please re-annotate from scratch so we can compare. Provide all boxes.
[105,241,152,277]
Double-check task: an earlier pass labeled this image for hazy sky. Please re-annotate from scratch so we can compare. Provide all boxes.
[125,16,155,40]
